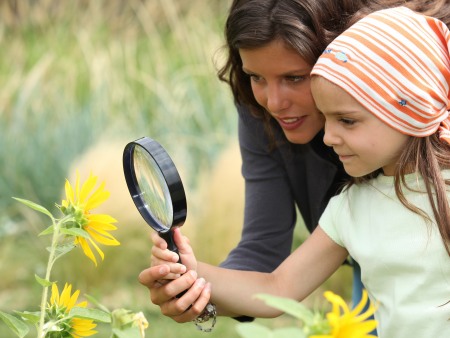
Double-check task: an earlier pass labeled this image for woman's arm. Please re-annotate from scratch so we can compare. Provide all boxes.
[220,105,298,272]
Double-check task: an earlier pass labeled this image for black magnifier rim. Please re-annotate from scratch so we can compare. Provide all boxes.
[123,137,187,233]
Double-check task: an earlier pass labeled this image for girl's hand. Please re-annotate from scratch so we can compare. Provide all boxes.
[140,227,212,323]
[151,228,198,279]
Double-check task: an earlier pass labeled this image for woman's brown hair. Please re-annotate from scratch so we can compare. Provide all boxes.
[217,0,370,120]
[217,0,450,133]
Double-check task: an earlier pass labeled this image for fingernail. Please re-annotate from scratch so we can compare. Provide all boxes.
[189,270,197,278]
[205,282,211,294]
[196,278,206,287]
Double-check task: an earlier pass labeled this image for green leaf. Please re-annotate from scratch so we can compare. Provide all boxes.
[84,294,110,313]
[53,243,76,260]
[272,327,307,338]
[38,225,54,236]
[235,323,273,338]
[112,327,143,338]
[12,197,53,219]
[0,311,29,338]
[254,294,315,325]
[35,274,53,287]
[236,322,307,338]
[60,227,90,239]
[14,311,40,324]
[69,307,111,323]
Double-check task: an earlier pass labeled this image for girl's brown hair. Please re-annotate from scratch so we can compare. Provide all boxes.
[351,135,450,256]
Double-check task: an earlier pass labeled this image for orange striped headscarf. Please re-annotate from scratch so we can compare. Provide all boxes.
[311,7,450,144]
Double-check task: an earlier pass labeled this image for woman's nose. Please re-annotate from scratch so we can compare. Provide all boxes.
[265,85,289,113]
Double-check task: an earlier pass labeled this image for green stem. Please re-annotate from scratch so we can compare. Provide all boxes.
[37,216,64,338]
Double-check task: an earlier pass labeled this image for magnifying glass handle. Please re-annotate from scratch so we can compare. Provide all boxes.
[159,230,187,298]
[159,230,182,263]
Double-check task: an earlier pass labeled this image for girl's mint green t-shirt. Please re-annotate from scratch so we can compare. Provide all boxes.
[320,171,450,338]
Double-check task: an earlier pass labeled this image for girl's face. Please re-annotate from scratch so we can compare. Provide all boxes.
[311,77,410,177]
[239,39,325,144]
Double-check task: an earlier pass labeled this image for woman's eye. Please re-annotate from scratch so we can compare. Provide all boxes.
[286,75,305,83]
[248,74,262,82]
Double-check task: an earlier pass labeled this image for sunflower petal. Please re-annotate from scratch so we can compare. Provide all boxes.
[80,173,97,204]
[47,283,98,337]
[64,172,120,264]
[60,283,73,309]
[85,185,110,211]
[50,283,59,305]
[88,214,117,224]
[351,289,369,317]
[322,290,378,337]
[87,220,118,231]
[87,228,120,246]
[65,179,74,204]
[88,237,105,261]
[66,288,81,312]
[78,237,98,266]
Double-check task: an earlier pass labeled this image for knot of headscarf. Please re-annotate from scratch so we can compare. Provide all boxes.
[311,7,450,144]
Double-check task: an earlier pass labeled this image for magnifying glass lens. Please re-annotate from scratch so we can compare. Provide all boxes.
[133,146,173,230]
[124,137,188,298]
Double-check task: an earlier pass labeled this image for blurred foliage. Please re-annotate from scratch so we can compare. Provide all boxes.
[0,1,353,337]
[0,0,235,219]
[0,0,239,336]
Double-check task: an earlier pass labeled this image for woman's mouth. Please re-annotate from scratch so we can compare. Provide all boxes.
[276,116,306,130]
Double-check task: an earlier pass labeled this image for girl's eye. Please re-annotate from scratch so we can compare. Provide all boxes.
[340,118,356,125]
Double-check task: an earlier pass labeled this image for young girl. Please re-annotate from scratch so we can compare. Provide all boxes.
[145,7,450,337]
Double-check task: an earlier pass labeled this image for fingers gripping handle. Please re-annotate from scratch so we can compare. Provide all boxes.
[159,230,186,298]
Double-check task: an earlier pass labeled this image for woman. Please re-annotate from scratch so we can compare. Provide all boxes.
[139,0,450,326]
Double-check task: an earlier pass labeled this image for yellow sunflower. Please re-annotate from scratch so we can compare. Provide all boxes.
[310,289,378,338]
[61,172,120,265]
[47,283,97,338]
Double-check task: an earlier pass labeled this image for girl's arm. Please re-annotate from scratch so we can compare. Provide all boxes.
[150,226,349,318]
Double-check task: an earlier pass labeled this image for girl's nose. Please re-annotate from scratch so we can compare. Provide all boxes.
[323,121,340,147]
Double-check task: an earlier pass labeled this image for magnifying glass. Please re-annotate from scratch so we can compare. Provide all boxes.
[122,137,187,262]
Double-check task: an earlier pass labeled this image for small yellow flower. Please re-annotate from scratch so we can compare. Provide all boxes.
[61,172,120,265]
[47,283,97,338]
[310,289,378,338]
[133,311,149,338]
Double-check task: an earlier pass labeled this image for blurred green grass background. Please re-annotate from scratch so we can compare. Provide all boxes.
[0,1,351,337]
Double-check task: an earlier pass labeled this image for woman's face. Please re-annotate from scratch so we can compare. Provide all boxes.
[239,39,325,144]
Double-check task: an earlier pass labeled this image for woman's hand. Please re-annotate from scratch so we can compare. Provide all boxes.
[139,265,212,322]
[139,227,212,323]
